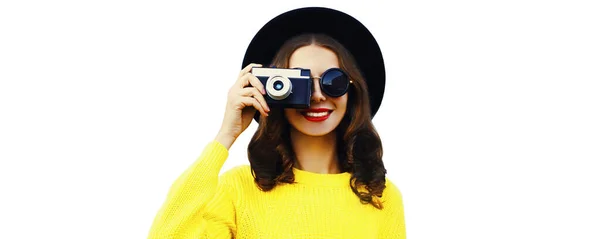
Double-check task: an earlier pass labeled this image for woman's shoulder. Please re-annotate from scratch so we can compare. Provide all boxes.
[219,164,255,186]
[382,177,404,204]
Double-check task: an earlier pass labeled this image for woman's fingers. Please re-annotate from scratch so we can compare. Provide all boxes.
[238,72,266,94]
[239,87,270,112]
[239,96,269,117]
[238,63,263,79]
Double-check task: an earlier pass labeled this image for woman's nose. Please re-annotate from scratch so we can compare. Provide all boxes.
[311,78,326,103]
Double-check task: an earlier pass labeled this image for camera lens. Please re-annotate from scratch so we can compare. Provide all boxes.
[266,76,292,100]
[274,81,284,90]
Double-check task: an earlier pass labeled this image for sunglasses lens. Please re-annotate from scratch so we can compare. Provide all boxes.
[321,69,349,97]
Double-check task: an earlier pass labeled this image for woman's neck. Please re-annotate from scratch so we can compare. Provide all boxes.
[290,127,341,174]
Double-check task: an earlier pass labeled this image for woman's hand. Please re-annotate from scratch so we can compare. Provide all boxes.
[214,63,270,149]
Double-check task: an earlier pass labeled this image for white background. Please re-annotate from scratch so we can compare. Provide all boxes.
[1,0,599,238]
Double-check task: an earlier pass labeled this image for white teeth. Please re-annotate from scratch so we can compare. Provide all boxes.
[305,111,329,117]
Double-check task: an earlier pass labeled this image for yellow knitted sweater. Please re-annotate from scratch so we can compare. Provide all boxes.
[148,140,406,238]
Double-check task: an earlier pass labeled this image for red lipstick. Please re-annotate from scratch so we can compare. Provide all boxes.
[301,108,332,122]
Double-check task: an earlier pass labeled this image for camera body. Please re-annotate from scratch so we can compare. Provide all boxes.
[251,67,312,109]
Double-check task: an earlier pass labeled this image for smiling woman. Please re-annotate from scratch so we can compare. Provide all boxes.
[249,33,387,201]
[147,7,405,239]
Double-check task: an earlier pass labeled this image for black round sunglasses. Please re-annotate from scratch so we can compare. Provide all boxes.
[307,68,353,97]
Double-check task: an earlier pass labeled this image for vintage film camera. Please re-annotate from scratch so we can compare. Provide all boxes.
[251,67,312,109]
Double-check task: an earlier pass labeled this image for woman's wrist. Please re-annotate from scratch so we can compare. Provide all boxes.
[214,131,236,150]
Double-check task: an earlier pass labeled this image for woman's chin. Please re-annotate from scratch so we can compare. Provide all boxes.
[290,119,339,136]
[294,126,336,137]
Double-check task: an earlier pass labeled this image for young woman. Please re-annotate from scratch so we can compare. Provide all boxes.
[148,7,405,239]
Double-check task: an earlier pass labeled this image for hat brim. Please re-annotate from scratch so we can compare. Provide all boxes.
[242,7,385,123]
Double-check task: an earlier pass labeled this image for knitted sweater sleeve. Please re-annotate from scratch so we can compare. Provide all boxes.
[147,141,236,239]
[378,179,407,239]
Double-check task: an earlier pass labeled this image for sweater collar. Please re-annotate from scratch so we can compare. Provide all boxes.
[292,167,351,187]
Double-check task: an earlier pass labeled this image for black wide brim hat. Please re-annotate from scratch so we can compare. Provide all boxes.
[242,6,385,122]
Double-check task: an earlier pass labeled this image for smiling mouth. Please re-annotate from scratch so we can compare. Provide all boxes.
[302,111,331,117]
[300,109,333,122]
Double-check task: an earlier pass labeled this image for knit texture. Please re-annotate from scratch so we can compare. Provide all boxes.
[148,140,406,239]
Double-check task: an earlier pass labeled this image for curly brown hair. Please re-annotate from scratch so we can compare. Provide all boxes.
[247,33,387,209]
